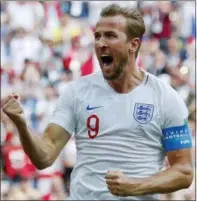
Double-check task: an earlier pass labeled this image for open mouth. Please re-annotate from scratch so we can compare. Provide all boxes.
[100,55,113,67]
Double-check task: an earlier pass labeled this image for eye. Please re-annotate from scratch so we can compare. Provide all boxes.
[94,33,100,41]
[105,32,116,39]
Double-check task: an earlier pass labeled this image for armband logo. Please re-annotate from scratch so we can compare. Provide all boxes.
[162,124,192,152]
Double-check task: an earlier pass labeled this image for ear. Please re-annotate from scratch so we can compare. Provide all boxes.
[129,38,141,53]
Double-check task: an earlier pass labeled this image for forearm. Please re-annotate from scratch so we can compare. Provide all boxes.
[130,164,193,195]
[15,122,53,169]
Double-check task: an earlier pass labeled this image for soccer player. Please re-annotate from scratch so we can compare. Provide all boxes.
[2,4,193,200]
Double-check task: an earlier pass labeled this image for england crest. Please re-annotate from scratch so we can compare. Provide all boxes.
[133,103,154,124]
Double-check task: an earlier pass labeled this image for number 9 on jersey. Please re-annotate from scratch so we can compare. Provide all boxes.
[87,115,100,139]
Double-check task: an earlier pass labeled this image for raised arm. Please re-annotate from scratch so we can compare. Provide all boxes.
[1,94,71,170]
[17,122,71,170]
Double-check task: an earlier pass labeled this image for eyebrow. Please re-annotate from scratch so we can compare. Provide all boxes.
[105,31,116,35]
[94,30,116,35]
[94,31,100,35]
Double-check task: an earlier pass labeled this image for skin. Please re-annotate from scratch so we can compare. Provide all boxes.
[95,15,143,94]
[105,149,193,196]
[1,14,193,197]
[1,94,70,170]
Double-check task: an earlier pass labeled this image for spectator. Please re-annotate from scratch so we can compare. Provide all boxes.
[6,1,44,34]
[10,27,42,76]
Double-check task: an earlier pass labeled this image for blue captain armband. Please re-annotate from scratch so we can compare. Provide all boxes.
[162,124,192,152]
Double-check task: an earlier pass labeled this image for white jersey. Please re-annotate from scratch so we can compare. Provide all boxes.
[50,70,189,200]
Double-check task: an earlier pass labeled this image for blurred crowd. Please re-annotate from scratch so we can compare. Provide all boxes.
[1,1,196,200]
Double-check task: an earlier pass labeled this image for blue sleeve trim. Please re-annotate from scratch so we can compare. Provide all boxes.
[162,124,192,152]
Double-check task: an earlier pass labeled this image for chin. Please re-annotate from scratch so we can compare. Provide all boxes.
[102,72,119,80]
[101,71,111,80]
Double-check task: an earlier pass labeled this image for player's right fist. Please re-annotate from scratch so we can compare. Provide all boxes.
[1,94,25,124]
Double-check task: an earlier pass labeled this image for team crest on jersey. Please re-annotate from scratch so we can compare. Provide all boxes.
[133,103,154,124]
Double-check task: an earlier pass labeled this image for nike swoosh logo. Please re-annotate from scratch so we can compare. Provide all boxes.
[86,105,103,111]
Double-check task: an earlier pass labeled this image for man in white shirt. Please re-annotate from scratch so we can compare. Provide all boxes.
[10,28,43,76]
[2,4,193,200]
[7,1,44,33]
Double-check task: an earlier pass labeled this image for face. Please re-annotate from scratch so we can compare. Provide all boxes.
[95,15,130,80]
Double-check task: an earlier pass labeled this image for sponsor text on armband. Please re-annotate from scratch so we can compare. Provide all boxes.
[162,124,192,152]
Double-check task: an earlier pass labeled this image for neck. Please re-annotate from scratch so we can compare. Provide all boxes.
[107,62,144,94]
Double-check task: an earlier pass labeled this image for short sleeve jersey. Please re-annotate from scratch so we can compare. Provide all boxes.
[50,70,192,200]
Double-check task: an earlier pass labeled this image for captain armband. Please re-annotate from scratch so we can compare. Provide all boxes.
[162,124,192,152]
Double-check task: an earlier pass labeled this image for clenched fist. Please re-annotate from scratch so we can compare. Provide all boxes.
[105,170,142,197]
[1,93,25,125]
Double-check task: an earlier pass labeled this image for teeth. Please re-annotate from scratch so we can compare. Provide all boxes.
[100,54,110,57]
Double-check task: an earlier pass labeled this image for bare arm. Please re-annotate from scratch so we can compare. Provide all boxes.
[17,122,70,169]
[2,94,71,169]
[130,149,193,195]
[106,149,193,196]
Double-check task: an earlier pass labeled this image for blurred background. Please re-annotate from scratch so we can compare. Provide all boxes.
[0,1,196,200]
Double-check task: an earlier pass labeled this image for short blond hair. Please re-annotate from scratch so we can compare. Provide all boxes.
[100,4,145,57]
[101,4,145,39]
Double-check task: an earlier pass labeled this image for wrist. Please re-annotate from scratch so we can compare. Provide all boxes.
[127,177,146,196]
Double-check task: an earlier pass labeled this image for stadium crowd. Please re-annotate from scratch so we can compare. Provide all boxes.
[1,1,195,200]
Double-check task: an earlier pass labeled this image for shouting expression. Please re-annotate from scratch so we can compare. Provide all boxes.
[95,15,131,80]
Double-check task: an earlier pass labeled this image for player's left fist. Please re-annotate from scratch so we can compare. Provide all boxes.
[105,170,132,197]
